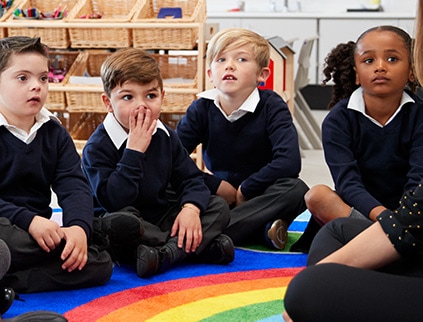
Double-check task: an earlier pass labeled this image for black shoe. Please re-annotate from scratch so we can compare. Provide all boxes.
[92,211,144,250]
[0,287,15,315]
[136,238,188,278]
[200,234,234,265]
[136,245,161,278]
[265,219,288,250]
[3,310,68,321]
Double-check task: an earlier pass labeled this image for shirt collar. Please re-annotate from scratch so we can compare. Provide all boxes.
[104,112,169,150]
[347,87,415,127]
[0,107,60,143]
[197,88,260,121]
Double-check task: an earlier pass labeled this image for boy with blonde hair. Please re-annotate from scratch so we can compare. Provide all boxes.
[177,28,309,250]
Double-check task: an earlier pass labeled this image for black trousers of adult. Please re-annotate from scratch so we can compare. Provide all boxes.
[223,177,309,245]
[284,218,423,322]
[0,218,113,293]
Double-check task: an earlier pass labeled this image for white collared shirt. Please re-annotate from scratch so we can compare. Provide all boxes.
[0,107,60,144]
[103,112,169,150]
[347,87,414,127]
[197,88,260,122]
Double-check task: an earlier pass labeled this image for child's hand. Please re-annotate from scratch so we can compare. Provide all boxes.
[60,226,88,272]
[171,204,203,253]
[236,187,247,206]
[216,180,237,206]
[28,215,65,252]
[126,107,157,153]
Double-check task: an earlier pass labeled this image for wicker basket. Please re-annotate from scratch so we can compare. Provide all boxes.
[64,50,111,139]
[6,0,76,48]
[132,0,206,49]
[0,0,22,38]
[64,50,111,111]
[66,0,142,48]
[162,90,196,113]
[46,50,85,111]
[153,53,198,89]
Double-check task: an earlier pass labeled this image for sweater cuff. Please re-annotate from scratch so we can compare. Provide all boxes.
[377,209,420,256]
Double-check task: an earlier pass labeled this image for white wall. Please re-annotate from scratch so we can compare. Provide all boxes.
[207,0,417,13]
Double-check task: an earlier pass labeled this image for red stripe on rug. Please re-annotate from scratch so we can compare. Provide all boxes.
[64,267,304,321]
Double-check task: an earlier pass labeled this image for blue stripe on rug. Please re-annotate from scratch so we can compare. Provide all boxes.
[4,249,307,318]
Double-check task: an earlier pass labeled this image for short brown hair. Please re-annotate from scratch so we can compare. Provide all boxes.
[101,48,163,97]
[0,36,49,74]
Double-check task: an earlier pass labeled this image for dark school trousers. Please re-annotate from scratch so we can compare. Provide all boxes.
[0,217,113,293]
[139,195,230,254]
[223,177,309,245]
[284,218,423,322]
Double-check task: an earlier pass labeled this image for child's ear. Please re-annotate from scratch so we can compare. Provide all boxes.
[258,67,271,83]
[354,67,360,86]
[409,68,416,83]
[207,68,213,83]
[101,93,113,113]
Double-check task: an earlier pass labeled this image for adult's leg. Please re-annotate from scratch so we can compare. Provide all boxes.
[224,178,309,245]
[307,217,372,265]
[284,263,423,322]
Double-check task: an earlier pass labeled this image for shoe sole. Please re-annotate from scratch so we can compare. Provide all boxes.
[267,219,288,250]
[2,310,68,322]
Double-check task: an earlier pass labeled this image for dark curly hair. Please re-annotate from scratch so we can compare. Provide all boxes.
[322,25,419,109]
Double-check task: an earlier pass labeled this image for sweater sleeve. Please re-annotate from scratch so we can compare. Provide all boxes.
[377,182,423,256]
[52,130,94,237]
[322,104,380,217]
[82,138,146,213]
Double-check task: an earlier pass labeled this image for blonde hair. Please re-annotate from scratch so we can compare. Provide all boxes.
[414,0,423,83]
[206,28,270,69]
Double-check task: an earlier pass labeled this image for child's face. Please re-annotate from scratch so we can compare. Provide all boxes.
[208,44,269,97]
[354,30,413,99]
[0,53,48,126]
[102,79,163,130]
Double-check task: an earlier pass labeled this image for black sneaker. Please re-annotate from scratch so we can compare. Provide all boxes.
[265,219,288,250]
[199,234,234,265]
[92,211,144,249]
[3,310,68,321]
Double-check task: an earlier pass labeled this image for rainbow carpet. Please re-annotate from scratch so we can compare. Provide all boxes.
[3,213,309,321]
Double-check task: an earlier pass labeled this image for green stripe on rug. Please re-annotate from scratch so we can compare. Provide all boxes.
[201,299,284,321]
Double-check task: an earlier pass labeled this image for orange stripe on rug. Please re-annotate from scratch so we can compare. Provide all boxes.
[65,267,304,321]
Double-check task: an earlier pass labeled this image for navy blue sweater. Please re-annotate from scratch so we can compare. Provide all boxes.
[0,121,93,236]
[323,92,423,217]
[176,89,301,199]
[81,123,211,222]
